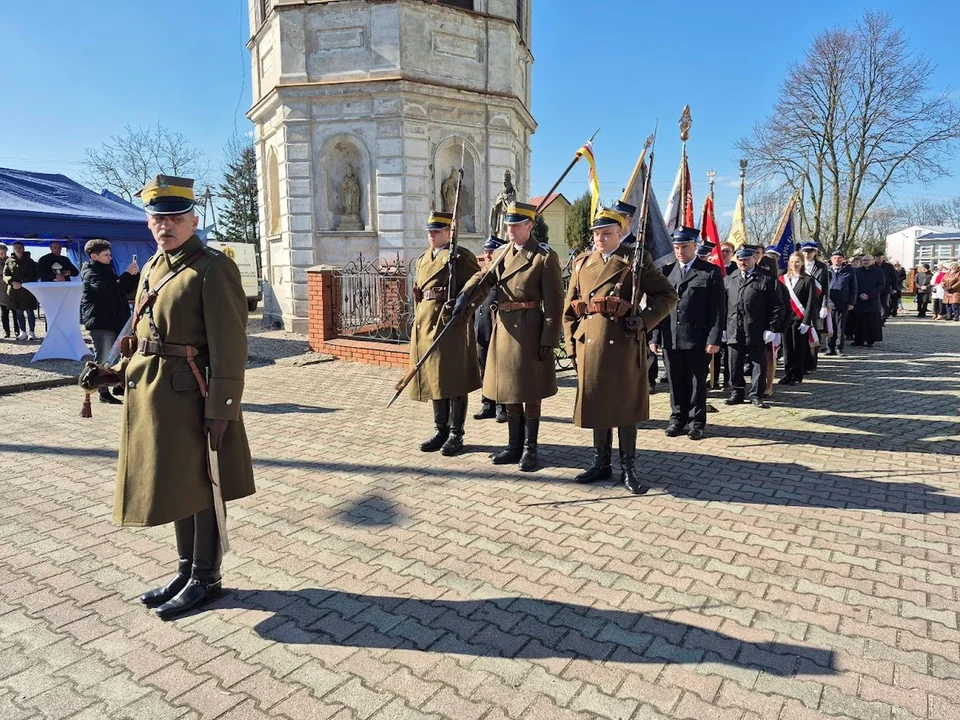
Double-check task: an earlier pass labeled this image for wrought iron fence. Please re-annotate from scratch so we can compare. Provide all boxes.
[555,250,578,371]
[332,254,414,343]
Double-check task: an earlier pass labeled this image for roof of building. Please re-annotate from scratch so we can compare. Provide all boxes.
[917,231,960,242]
[887,225,960,238]
[529,193,570,211]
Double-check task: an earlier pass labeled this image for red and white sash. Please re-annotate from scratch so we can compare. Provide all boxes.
[780,275,819,346]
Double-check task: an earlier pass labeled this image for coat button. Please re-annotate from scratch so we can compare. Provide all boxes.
[226,399,234,406]
[128,381,136,389]
[609,340,614,344]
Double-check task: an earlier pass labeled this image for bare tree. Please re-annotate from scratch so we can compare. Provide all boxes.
[738,12,960,254]
[745,185,793,246]
[895,197,960,228]
[82,123,209,201]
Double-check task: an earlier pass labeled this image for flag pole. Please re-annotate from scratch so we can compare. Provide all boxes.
[707,168,716,200]
[706,168,718,389]
[678,105,692,225]
[621,132,655,202]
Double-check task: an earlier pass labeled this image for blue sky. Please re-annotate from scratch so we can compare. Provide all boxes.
[2,0,959,221]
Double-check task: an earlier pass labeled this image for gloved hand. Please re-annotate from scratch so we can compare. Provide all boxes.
[79,362,121,391]
[721,331,728,343]
[763,330,775,344]
[539,345,552,361]
[773,333,781,346]
[204,418,230,452]
[819,306,828,319]
[799,323,810,335]
[570,299,588,317]
[451,291,469,317]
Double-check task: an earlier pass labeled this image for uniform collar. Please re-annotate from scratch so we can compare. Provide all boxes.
[163,234,203,265]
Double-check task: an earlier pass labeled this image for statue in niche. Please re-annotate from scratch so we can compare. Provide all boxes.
[338,164,363,231]
[441,168,459,215]
[489,169,517,240]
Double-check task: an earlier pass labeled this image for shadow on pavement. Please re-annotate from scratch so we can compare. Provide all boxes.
[9,443,958,514]
[334,492,404,527]
[208,589,835,676]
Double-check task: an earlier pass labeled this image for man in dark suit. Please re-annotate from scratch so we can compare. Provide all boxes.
[473,235,507,421]
[826,248,857,356]
[650,228,725,440]
[800,241,829,371]
[723,247,784,408]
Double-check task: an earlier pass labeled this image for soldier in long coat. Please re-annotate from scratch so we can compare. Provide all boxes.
[408,211,482,456]
[81,175,254,620]
[458,202,564,472]
[563,208,678,494]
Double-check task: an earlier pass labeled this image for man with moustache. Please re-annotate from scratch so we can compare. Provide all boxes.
[80,175,255,619]
[826,249,857,356]
[563,208,677,493]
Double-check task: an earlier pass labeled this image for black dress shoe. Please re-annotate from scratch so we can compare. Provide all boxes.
[440,433,464,456]
[777,377,795,385]
[825,350,837,356]
[688,427,704,441]
[664,423,685,437]
[99,393,123,404]
[140,571,190,607]
[724,394,744,406]
[574,464,612,484]
[473,403,496,420]
[495,406,508,423]
[751,398,769,409]
[155,578,222,620]
[420,427,450,452]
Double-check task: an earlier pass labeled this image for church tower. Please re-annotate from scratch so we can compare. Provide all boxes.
[248,0,535,331]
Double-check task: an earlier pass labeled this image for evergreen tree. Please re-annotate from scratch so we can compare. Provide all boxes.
[218,143,260,247]
[565,191,592,252]
[531,214,549,246]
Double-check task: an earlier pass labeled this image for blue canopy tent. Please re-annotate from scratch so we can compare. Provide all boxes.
[0,167,156,273]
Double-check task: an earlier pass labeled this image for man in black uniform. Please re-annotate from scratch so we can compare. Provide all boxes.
[650,228,725,440]
[800,241,829,371]
[723,247,783,408]
[473,236,506,422]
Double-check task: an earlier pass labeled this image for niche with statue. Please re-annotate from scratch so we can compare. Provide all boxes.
[321,137,369,232]
[433,139,478,234]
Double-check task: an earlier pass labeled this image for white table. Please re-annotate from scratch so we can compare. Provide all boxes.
[20,282,92,362]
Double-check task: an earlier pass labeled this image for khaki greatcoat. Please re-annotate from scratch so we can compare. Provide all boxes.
[114,234,255,527]
[562,247,678,428]
[460,242,564,404]
[407,246,482,401]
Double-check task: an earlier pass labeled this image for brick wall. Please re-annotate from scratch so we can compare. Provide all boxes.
[307,266,410,368]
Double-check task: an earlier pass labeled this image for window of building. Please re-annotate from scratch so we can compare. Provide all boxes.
[517,0,525,37]
[259,0,270,25]
[438,0,474,10]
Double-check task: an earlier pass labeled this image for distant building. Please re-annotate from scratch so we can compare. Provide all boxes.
[528,193,570,248]
[885,225,960,269]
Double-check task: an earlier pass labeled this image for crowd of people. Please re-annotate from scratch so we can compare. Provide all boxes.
[914,261,960,320]
[404,200,960,498]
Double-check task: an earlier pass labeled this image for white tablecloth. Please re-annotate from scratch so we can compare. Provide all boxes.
[20,282,91,362]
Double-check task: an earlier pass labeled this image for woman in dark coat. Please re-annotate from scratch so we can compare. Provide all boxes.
[2,242,39,340]
[778,252,816,385]
[914,264,932,317]
[853,254,885,346]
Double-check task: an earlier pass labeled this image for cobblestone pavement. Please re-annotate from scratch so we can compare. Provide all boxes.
[0,314,958,720]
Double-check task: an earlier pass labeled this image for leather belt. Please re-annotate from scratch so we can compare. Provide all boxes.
[422,286,448,301]
[138,339,208,397]
[498,301,539,312]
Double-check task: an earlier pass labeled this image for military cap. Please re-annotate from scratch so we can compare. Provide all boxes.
[504,202,537,224]
[590,207,625,231]
[484,235,505,250]
[799,241,819,250]
[136,175,195,215]
[426,211,454,230]
[670,227,700,244]
[735,246,757,259]
[611,199,637,217]
[695,244,712,257]
[764,245,782,256]
[830,248,846,257]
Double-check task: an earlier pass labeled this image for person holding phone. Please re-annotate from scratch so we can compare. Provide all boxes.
[80,239,140,403]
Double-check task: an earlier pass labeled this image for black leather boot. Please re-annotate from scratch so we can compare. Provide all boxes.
[575,429,613,484]
[618,425,649,495]
[518,418,540,472]
[492,414,525,464]
[725,390,745,405]
[441,396,467,456]
[140,517,193,607]
[156,508,223,620]
[420,400,450,452]
[473,398,496,420]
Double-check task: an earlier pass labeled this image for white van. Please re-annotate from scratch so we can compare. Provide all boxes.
[205,241,262,311]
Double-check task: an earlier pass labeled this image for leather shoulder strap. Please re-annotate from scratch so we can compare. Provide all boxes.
[132,249,205,330]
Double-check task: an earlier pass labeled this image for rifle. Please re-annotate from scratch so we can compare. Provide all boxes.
[447,144,466,297]
[387,128,601,408]
[626,124,658,334]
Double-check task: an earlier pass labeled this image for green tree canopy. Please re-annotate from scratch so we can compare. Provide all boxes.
[565,191,592,252]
